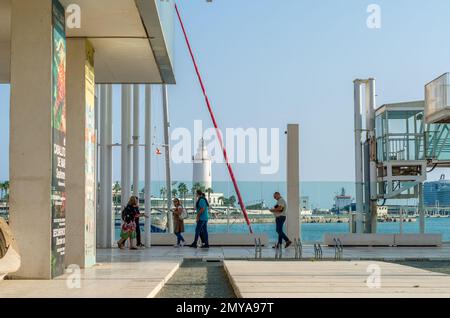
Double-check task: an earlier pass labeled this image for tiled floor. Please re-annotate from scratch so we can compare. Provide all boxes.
[1,245,449,298]
[0,255,181,298]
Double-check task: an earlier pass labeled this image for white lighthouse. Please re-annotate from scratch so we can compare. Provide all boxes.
[193,138,212,189]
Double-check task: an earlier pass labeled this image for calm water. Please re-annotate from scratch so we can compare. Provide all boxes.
[116,218,450,243]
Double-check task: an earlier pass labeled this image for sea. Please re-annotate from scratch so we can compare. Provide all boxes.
[119,180,450,242]
[116,218,450,243]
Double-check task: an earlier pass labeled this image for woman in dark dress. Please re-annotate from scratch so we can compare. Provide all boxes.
[117,196,147,250]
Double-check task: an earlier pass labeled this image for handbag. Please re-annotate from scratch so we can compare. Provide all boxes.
[179,207,188,220]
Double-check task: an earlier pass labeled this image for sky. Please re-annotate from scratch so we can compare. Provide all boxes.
[1,0,450,183]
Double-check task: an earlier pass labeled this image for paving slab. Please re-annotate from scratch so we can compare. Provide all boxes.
[0,259,181,298]
[224,260,450,298]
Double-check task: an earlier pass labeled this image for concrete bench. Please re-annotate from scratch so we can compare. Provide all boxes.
[150,233,269,247]
[0,218,21,280]
[394,234,442,247]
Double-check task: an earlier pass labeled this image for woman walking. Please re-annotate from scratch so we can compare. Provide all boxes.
[117,196,147,250]
[172,198,186,247]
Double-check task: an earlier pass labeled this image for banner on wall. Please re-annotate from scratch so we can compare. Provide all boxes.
[84,40,96,266]
[51,0,67,278]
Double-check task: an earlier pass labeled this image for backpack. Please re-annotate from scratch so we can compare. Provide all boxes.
[121,206,134,224]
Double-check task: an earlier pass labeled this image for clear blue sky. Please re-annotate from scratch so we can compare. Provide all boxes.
[1,0,449,183]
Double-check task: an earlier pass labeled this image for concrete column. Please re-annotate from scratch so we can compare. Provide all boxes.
[144,85,152,246]
[65,38,97,267]
[121,85,132,208]
[286,124,300,241]
[9,0,64,279]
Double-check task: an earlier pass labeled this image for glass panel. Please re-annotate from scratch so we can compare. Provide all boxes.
[425,73,450,123]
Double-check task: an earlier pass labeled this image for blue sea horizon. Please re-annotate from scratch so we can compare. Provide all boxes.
[116,217,450,243]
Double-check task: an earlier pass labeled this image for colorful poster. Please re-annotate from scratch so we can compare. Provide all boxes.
[51,0,66,278]
[84,41,96,266]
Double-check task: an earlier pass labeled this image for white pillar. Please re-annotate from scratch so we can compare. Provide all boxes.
[66,38,97,266]
[121,85,132,208]
[105,84,114,247]
[98,84,108,248]
[287,124,300,241]
[133,84,140,198]
[162,85,174,233]
[354,80,364,234]
[144,85,152,246]
[9,0,65,279]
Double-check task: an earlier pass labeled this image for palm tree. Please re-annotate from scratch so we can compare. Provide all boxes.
[205,187,214,203]
[0,182,5,202]
[228,195,237,207]
[171,188,178,199]
[160,187,167,208]
[3,181,9,204]
[112,182,121,210]
[177,183,189,206]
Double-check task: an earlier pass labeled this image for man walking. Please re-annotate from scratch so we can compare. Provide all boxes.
[189,190,210,248]
[270,192,292,248]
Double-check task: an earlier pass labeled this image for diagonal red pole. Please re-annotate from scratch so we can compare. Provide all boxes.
[175,3,253,234]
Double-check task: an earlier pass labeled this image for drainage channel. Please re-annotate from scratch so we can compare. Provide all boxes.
[156,259,236,298]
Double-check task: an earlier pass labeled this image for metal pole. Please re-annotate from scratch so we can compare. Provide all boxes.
[133,84,140,198]
[98,84,107,247]
[106,84,113,247]
[399,208,404,234]
[144,85,152,246]
[419,183,425,234]
[227,208,230,233]
[354,80,364,234]
[367,78,378,233]
[121,84,132,209]
[162,85,174,233]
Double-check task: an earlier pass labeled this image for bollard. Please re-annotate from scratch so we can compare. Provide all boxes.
[294,238,302,260]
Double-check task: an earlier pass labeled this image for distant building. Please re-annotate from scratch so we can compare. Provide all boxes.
[377,206,388,217]
[424,175,450,207]
[301,196,310,211]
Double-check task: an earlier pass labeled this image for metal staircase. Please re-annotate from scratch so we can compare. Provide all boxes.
[426,124,450,163]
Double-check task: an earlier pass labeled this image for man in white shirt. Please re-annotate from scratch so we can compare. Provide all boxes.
[270,192,292,248]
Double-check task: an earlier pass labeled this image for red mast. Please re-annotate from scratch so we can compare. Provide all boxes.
[175,3,253,234]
